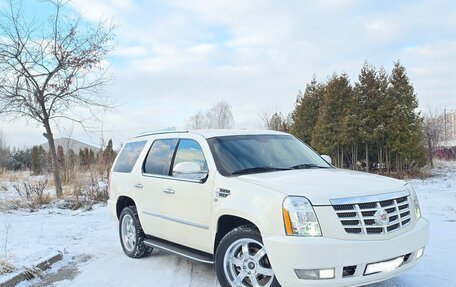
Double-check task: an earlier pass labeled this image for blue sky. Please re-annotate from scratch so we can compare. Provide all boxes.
[1,0,455,148]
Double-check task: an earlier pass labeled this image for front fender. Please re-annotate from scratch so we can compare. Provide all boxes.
[211,174,286,244]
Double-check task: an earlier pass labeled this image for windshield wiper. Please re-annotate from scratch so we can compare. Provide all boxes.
[291,163,329,169]
[231,167,291,175]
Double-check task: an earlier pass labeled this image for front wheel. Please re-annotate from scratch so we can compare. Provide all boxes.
[215,225,281,287]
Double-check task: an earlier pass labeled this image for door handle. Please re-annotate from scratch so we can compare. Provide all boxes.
[134,183,143,189]
[163,187,175,194]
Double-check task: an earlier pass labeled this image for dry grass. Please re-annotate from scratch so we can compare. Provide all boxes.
[0,169,109,211]
[0,258,15,275]
[70,176,108,209]
[0,199,23,212]
[13,180,51,208]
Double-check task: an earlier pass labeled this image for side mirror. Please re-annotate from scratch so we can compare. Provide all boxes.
[321,155,332,165]
[173,162,208,182]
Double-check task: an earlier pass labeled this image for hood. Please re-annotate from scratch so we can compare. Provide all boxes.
[234,168,406,205]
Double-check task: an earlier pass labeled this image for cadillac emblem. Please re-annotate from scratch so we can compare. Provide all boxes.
[375,209,390,226]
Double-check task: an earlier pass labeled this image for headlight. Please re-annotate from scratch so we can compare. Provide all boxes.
[405,183,421,220]
[283,196,322,236]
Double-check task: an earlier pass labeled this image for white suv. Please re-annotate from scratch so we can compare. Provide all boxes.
[108,130,429,287]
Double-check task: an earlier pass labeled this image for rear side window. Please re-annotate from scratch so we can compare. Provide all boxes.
[113,141,147,173]
[143,139,178,175]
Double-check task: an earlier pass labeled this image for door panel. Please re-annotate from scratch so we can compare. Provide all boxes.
[160,139,214,253]
[136,138,178,237]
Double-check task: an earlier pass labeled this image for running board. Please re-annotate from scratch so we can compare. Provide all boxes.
[143,237,214,264]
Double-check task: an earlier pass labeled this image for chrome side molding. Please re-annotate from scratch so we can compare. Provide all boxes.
[142,211,209,230]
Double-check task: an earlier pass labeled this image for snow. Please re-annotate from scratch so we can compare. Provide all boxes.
[1,162,455,287]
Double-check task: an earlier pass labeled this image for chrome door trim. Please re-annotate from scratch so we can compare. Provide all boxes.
[141,172,204,184]
[330,190,409,205]
[142,211,209,230]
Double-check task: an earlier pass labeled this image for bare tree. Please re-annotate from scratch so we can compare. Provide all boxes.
[186,100,235,129]
[207,100,234,129]
[186,111,207,129]
[423,106,449,167]
[0,0,114,197]
[258,108,289,132]
[258,108,274,129]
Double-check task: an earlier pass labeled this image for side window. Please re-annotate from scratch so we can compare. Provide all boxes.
[143,139,178,175]
[113,141,147,173]
[172,139,208,179]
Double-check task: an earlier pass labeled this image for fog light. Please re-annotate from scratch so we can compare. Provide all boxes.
[416,248,424,259]
[295,268,335,280]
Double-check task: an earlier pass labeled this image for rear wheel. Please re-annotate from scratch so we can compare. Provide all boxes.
[119,205,153,258]
[216,225,281,287]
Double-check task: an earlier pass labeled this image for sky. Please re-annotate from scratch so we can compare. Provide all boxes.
[1,0,455,148]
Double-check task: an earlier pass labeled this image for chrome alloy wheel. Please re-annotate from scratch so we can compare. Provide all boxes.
[121,214,137,252]
[223,238,275,287]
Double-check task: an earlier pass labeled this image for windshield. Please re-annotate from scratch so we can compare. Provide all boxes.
[207,134,332,176]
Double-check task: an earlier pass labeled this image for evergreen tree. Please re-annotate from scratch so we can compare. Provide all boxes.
[288,61,425,173]
[83,148,90,167]
[311,73,352,167]
[57,145,65,168]
[89,149,96,165]
[353,62,382,171]
[67,148,76,169]
[290,77,325,144]
[103,139,115,173]
[31,146,41,174]
[38,146,47,172]
[386,61,425,172]
[374,67,390,170]
[79,149,85,167]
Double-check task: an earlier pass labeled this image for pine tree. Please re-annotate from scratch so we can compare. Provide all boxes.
[89,149,95,165]
[290,77,325,144]
[78,149,85,167]
[353,62,381,171]
[31,146,41,175]
[67,148,76,169]
[374,67,390,170]
[311,73,352,167]
[103,139,115,174]
[386,61,425,172]
[83,148,90,167]
[38,146,47,172]
[57,145,65,168]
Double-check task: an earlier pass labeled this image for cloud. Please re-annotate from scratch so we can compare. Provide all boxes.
[114,46,148,58]
[68,0,135,21]
[1,0,456,148]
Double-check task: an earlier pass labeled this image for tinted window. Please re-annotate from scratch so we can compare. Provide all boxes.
[113,141,147,173]
[172,139,208,172]
[143,139,178,175]
[207,135,331,176]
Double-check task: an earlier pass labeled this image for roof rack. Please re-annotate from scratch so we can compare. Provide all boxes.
[134,129,188,138]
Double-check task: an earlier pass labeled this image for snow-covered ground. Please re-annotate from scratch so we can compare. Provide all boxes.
[1,163,455,287]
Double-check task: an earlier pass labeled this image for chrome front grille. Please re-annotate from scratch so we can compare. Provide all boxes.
[331,192,412,235]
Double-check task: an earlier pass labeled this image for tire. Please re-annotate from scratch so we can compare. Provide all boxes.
[215,225,281,287]
[119,205,153,258]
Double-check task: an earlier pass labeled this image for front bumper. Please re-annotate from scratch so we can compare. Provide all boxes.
[263,218,429,287]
